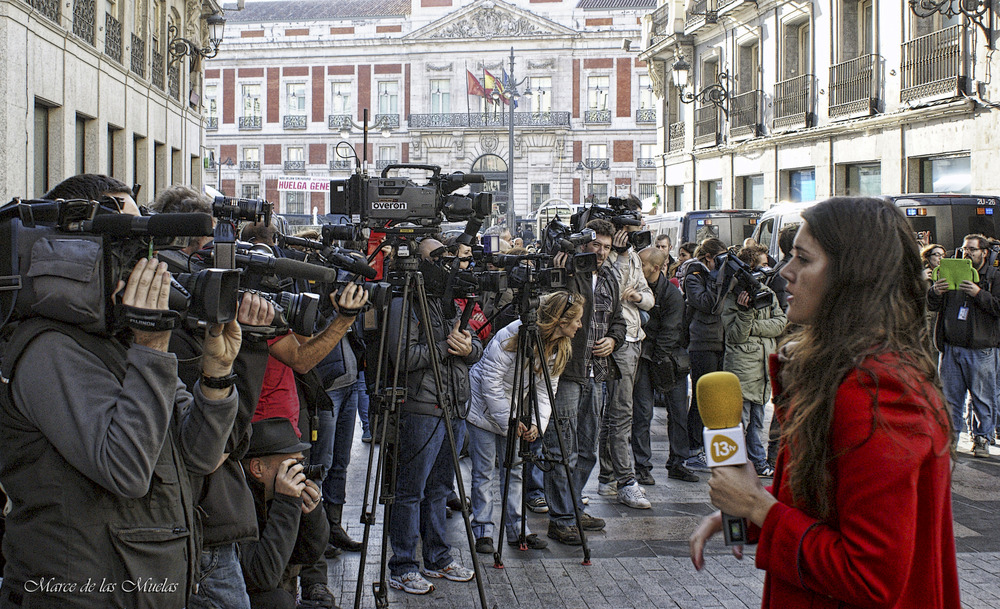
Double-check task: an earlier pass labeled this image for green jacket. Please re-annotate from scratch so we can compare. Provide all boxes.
[721,286,787,404]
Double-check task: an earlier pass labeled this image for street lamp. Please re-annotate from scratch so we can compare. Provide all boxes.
[168,12,225,64]
[500,47,532,230]
[672,57,730,118]
[576,159,605,204]
[335,91,395,138]
[216,157,235,192]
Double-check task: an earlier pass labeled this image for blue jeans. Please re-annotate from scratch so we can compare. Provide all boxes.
[357,371,371,435]
[189,544,251,609]
[600,341,641,486]
[543,377,600,527]
[468,424,530,543]
[312,383,359,506]
[633,359,692,471]
[388,411,462,577]
[688,350,723,453]
[742,400,767,470]
[940,344,997,440]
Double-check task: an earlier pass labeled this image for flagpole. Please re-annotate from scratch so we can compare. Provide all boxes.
[465,61,471,127]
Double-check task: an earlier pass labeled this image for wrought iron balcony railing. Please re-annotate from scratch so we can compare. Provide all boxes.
[32,0,60,24]
[649,3,672,42]
[901,24,964,102]
[73,0,95,45]
[283,115,307,130]
[239,116,262,130]
[328,114,352,130]
[668,121,685,153]
[104,13,122,64]
[168,63,180,100]
[329,160,353,170]
[151,48,164,90]
[283,160,306,171]
[373,114,400,129]
[635,108,656,124]
[205,117,218,130]
[584,109,612,124]
[829,54,879,117]
[407,112,571,128]
[375,159,399,170]
[581,158,609,171]
[205,161,217,171]
[637,158,656,169]
[239,161,261,171]
[773,74,814,130]
[130,34,145,78]
[729,90,761,139]
[694,106,719,148]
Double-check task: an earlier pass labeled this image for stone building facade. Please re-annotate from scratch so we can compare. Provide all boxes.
[0,0,221,201]
[205,0,659,222]
[639,0,1000,211]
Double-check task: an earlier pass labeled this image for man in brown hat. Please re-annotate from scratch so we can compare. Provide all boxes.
[240,418,331,609]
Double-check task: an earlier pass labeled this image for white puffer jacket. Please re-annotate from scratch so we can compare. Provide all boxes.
[467,319,556,437]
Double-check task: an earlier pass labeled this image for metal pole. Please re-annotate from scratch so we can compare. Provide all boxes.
[506,47,516,232]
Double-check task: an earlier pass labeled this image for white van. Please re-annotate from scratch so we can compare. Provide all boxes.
[751,201,817,261]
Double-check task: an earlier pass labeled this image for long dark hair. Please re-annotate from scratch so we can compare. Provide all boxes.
[779,197,948,520]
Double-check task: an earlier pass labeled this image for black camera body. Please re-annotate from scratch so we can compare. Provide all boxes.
[715,249,774,310]
[571,196,652,250]
[538,219,599,275]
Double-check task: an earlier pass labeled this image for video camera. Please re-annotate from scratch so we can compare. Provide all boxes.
[714,248,774,310]
[331,164,492,232]
[571,196,652,250]
[539,219,598,275]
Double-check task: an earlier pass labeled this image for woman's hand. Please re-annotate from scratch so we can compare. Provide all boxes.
[689,511,743,571]
[708,462,779,527]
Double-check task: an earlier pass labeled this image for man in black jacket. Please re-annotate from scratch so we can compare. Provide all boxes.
[928,233,1000,457]
[543,220,627,545]
[240,418,329,609]
[633,247,698,483]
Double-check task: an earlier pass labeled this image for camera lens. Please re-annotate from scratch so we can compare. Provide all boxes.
[300,464,325,480]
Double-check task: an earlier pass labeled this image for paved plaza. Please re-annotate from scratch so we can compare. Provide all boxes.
[328,405,1000,608]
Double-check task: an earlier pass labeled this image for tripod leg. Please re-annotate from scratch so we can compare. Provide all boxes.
[494,329,529,566]
[532,328,592,565]
[411,275,491,609]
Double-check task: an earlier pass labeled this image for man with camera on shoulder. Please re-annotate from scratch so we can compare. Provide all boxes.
[240,417,328,609]
[0,174,241,609]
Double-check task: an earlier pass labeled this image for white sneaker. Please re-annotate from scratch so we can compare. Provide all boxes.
[617,481,651,509]
[421,561,475,582]
[389,571,434,594]
[597,481,617,496]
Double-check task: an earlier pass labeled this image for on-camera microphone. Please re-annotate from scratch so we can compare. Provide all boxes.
[76,213,214,237]
[330,253,378,280]
[235,252,340,283]
[696,371,749,546]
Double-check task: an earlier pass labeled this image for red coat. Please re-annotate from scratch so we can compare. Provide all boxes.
[752,353,960,609]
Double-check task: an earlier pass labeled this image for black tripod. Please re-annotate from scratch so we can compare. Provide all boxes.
[354,249,490,609]
[492,283,592,568]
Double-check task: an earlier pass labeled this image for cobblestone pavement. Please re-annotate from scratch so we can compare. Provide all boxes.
[324,405,1000,609]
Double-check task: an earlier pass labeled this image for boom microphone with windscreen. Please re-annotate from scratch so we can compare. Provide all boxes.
[696,371,749,545]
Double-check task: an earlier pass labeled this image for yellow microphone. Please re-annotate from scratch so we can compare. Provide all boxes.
[697,371,748,545]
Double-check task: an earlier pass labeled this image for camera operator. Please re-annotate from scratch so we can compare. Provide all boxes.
[384,237,483,595]
[598,202,654,506]
[152,186,280,609]
[240,418,328,609]
[545,219,627,545]
[720,245,786,478]
[0,174,241,609]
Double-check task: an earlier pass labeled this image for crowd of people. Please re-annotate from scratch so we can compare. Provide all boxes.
[0,176,974,609]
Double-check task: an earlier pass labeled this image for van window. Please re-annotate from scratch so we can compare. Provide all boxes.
[756,218,774,252]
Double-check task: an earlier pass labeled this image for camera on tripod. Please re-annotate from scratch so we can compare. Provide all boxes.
[571,196,652,250]
[540,219,598,275]
[330,164,492,230]
[715,248,774,310]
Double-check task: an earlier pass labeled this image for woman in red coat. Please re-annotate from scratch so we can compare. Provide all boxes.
[689,197,960,609]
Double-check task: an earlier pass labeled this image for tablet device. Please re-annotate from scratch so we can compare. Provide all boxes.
[933,258,979,290]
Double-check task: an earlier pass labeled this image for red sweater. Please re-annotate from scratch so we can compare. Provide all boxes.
[753,354,960,609]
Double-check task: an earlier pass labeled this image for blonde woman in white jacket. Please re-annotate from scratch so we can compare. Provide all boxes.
[467,291,584,554]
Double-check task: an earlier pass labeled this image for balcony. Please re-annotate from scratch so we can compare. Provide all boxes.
[729,90,761,139]
[283,160,305,172]
[130,34,145,78]
[694,106,719,148]
[901,24,965,102]
[168,63,180,100]
[328,114,352,130]
[374,114,400,129]
[635,108,656,124]
[648,2,672,47]
[283,115,307,130]
[151,48,164,90]
[104,13,122,64]
[375,159,399,171]
[668,121,685,153]
[205,162,217,172]
[239,161,261,171]
[239,116,262,130]
[773,74,814,130]
[407,112,571,128]
[829,54,879,118]
[329,160,352,171]
[637,158,656,169]
[584,109,612,124]
[72,0,95,46]
[205,116,218,130]
[31,0,59,24]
